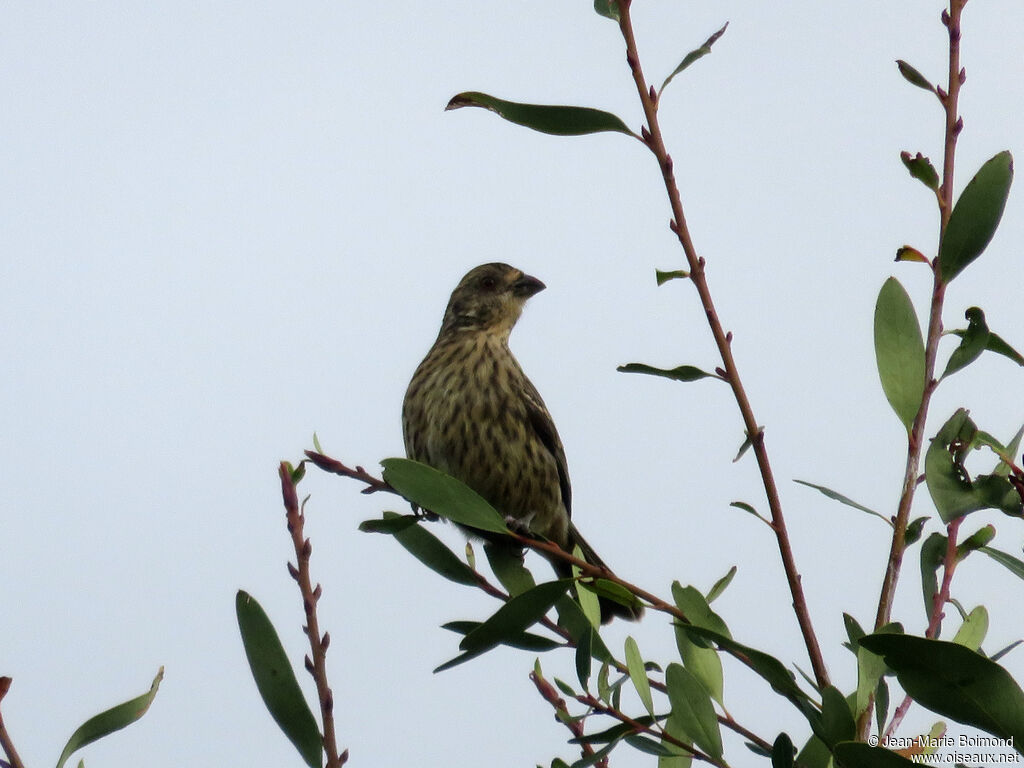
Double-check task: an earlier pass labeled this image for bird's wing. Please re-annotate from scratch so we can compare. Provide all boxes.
[521,376,572,517]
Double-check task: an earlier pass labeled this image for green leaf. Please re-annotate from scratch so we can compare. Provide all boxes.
[484,542,536,596]
[358,514,418,534]
[942,307,989,379]
[924,409,1024,521]
[843,613,865,649]
[673,623,725,707]
[381,458,508,534]
[656,268,689,285]
[950,328,1024,367]
[376,511,479,586]
[625,636,654,717]
[996,425,1024,476]
[441,621,561,652]
[904,516,929,546]
[445,91,634,138]
[856,624,902,718]
[875,678,890,736]
[572,546,602,628]
[796,735,832,768]
[771,733,795,768]
[733,428,761,463]
[55,668,164,768]
[981,545,1024,581]
[939,151,1014,283]
[859,634,1024,751]
[919,532,947,621]
[819,685,855,748]
[705,566,737,603]
[555,596,613,664]
[956,524,995,559]
[874,277,925,431]
[677,626,820,732]
[235,591,322,768]
[665,663,723,760]
[617,363,717,382]
[660,23,729,94]
[576,626,594,689]
[833,742,920,767]
[593,0,619,21]
[460,580,569,655]
[952,605,989,651]
[625,734,676,756]
[730,500,770,524]
[794,479,891,526]
[895,59,936,93]
[671,582,731,637]
[900,151,940,190]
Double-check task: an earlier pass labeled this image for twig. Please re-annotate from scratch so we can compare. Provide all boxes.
[612,0,829,688]
[279,463,347,767]
[883,516,965,740]
[304,451,393,494]
[530,669,609,768]
[0,678,26,768]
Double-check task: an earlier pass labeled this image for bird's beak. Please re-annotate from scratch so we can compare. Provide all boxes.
[512,273,546,298]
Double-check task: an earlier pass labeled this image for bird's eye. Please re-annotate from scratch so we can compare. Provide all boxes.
[480,276,497,291]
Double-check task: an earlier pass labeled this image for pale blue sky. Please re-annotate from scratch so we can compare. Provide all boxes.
[3,2,1023,767]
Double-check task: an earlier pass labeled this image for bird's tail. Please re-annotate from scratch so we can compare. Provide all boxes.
[566,522,645,623]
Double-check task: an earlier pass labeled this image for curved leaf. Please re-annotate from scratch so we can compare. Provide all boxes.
[381,458,508,534]
[56,668,164,768]
[900,151,939,190]
[625,636,654,716]
[369,511,479,586]
[941,307,989,379]
[666,663,723,761]
[874,277,925,431]
[617,362,717,382]
[235,591,322,768]
[459,580,569,655]
[896,60,936,93]
[939,151,1014,283]
[858,634,1024,751]
[660,23,729,95]
[445,91,634,137]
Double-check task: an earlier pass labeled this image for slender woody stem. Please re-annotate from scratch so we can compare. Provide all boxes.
[873,0,965,632]
[613,0,830,688]
[0,678,27,768]
[279,464,347,767]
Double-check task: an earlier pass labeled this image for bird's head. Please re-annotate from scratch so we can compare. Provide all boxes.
[439,263,546,337]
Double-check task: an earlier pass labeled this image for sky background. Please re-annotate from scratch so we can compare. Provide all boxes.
[3,2,1024,766]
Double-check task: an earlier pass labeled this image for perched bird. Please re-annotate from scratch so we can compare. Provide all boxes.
[402,262,642,623]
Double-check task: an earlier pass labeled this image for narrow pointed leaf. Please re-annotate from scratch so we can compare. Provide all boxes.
[484,542,536,596]
[919,532,947,621]
[858,634,1024,750]
[617,363,716,382]
[55,668,165,768]
[671,582,730,637]
[673,624,725,706]
[896,60,936,93]
[874,277,925,430]
[950,328,1024,367]
[576,626,594,688]
[660,23,729,94]
[374,511,479,586]
[942,307,989,379]
[666,663,723,760]
[856,623,902,717]
[981,545,1024,581]
[441,621,561,652]
[939,151,1014,283]
[358,514,418,534]
[446,91,633,137]
[381,458,508,534]
[794,480,890,526]
[705,566,737,603]
[625,636,654,716]
[235,592,322,768]
[460,580,569,654]
[900,151,940,190]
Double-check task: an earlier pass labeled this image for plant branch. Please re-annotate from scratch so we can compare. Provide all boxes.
[0,678,26,768]
[612,0,829,688]
[873,0,965,632]
[883,517,964,740]
[530,669,609,768]
[279,464,347,767]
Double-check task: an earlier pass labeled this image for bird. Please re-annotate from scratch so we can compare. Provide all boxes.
[402,262,642,623]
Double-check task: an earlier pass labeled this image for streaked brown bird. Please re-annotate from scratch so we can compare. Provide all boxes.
[402,262,642,623]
